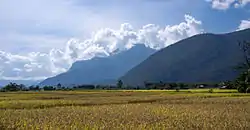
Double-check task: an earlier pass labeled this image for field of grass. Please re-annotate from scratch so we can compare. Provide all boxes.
[0,89,250,129]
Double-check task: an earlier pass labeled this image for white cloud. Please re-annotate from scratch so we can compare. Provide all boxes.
[235,0,250,7]
[238,19,250,30]
[137,15,203,49]
[0,51,66,80]
[206,0,250,10]
[0,15,203,80]
[206,0,235,10]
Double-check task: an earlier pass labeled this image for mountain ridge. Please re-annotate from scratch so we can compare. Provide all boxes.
[39,44,156,86]
[120,29,250,86]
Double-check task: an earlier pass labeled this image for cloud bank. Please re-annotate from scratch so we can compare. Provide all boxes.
[0,15,203,80]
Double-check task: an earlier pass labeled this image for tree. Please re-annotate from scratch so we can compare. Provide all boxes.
[43,86,55,91]
[169,83,178,89]
[29,85,40,91]
[117,80,123,89]
[35,85,40,91]
[57,83,62,90]
[235,41,250,93]
[19,84,25,90]
[235,72,249,93]
[178,83,189,89]
[2,82,25,91]
[222,81,236,89]
[246,87,250,93]
[29,85,35,90]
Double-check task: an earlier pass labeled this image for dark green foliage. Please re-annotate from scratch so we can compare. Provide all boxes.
[234,41,250,93]
[235,72,248,93]
[235,76,248,93]
[117,80,123,89]
[144,81,171,90]
[238,85,247,93]
[56,83,62,90]
[29,85,40,91]
[214,83,219,88]
[169,83,178,89]
[224,81,236,89]
[43,86,56,91]
[1,82,26,92]
[246,87,250,93]
[175,87,180,92]
[208,89,214,93]
[178,83,189,89]
[76,85,95,89]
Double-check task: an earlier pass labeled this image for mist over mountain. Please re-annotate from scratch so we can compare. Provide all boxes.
[0,80,41,87]
[120,29,250,86]
[39,44,155,86]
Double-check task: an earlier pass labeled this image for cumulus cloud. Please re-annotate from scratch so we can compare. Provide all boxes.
[206,0,250,10]
[206,0,235,10]
[0,51,66,80]
[235,0,250,7]
[0,15,203,80]
[238,19,250,30]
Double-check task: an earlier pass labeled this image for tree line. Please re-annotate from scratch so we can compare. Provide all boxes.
[0,81,237,92]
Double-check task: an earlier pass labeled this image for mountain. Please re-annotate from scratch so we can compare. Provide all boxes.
[120,29,250,86]
[39,44,156,86]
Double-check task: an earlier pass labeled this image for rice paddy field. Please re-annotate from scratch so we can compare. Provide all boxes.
[0,89,250,130]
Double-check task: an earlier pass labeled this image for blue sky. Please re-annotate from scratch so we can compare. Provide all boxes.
[0,0,250,80]
[0,0,249,52]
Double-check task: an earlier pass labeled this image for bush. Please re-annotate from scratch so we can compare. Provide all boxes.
[208,89,213,93]
[0,89,6,92]
[2,83,26,92]
[237,86,247,93]
[43,86,56,91]
[246,87,250,93]
[169,83,178,89]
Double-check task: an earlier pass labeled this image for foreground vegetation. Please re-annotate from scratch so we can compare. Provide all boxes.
[0,89,249,129]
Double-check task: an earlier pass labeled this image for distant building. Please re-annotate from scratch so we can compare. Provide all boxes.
[197,85,205,88]
[220,86,228,89]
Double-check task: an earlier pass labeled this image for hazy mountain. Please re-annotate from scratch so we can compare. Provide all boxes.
[120,29,250,86]
[39,44,156,86]
[0,80,41,87]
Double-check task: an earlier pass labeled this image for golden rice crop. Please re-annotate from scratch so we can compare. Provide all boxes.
[0,90,249,129]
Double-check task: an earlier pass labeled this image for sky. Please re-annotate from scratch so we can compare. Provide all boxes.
[0,0,250,80]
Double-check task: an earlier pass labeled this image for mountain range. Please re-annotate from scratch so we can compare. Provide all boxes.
[38,28,250,87]
[120,29,250,86]
[39,44,156,86]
